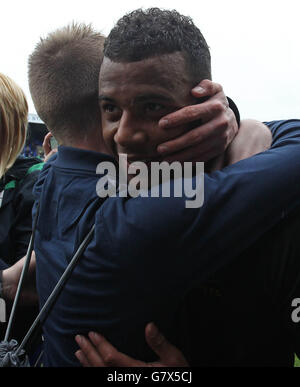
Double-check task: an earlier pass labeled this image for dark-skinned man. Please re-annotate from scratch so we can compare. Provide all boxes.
[27,13,300,367]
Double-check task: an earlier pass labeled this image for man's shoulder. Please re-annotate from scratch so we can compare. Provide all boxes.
[5,156,43,181]
[0,156,44,200]
[32,156,56,200]
[97,195,199,258]
[264,119,300,131]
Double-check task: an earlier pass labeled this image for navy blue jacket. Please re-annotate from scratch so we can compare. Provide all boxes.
[0,156,43,269]
[34,120,300,366]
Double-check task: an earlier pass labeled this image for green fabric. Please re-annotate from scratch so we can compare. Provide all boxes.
[3,162,43,191]
[26,163,44,175]
[4,181,16,190]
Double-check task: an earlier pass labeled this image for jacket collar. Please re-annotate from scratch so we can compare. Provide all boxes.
[54,146,116,172]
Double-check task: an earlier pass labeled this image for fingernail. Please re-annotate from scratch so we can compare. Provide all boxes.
[157,145,168,154]
[148,323,158,339]
[75,350,82,358]
[193,86,205,94]
[89,331,100,342]
[75,350,85,364]
[75,335,83,345]
[159,119,169,127]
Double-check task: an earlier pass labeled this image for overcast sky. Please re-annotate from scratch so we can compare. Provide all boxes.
[1,0,299,121]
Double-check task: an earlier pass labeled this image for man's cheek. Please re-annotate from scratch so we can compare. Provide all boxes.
[103,127,117,155]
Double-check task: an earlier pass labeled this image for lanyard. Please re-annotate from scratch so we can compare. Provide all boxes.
[0,191,4,208]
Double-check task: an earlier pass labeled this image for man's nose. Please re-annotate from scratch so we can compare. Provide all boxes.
[114,111,147,148]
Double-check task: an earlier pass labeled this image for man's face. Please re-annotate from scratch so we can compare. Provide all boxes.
[99,52,197,166]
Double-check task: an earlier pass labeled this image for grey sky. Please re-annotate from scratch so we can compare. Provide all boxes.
[1,0,299,121]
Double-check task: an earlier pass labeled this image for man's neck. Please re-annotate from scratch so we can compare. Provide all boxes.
[61,132,110,155]
[71,141,109,154]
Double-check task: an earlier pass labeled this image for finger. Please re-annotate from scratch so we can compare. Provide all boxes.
[145,323,188,366]
[75,335,105,367]
[191,80,223,98]
[44,149,58,163]
[163,129,232,163]
[43,132,52,146]
[42,132,53,155]
[158,114,229,156]
[75,350,91,367]
[88,332,145,367]
[163,141,224,164]
[29,251,36,271]
[158,100,225,130]
[145,323,168,357]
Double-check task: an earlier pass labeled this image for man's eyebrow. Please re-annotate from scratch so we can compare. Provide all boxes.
[98,95,114,102]
[134,94,174,103]
[98,94,175,104]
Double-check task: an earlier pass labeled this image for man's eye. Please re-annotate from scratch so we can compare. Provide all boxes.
[102,104,117,113]
[144,103,165,113]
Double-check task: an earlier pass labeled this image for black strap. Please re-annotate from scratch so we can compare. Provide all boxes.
[3,198,99,361]
[15,224,96,357]
[4,202,40,342]
[14,196,107,358]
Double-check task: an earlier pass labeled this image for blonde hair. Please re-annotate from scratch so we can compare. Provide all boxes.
[0,73,28,179]
[28,23,105,142]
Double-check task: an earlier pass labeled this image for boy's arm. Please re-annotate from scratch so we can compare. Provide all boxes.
[101,119,300,282]
[225,119,272,165]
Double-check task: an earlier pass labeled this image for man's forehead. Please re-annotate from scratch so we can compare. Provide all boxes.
[99,53,191,93]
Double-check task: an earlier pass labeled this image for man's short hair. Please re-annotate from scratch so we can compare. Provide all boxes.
[28,23,105,141]
[104,8,211,84]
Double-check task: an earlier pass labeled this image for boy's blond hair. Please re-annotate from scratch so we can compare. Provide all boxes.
[28,23,105,142]
[0,73,28,179]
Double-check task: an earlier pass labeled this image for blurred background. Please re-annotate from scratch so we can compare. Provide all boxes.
[2,0,299,155]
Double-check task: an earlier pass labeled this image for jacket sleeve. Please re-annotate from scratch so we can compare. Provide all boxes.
[100,119,300,287]
[12,167,42,263]
[86,119,300,361]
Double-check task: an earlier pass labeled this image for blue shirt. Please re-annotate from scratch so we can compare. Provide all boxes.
[34,119,300,366]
